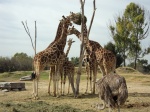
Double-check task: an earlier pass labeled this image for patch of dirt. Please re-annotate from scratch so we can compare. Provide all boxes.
[123,102,150,108]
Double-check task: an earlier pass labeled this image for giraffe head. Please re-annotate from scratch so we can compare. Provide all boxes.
[59,15,72,39]
[67,26,83,41]
[67,38,75,47]
[67,26,76,35]
[62,15,72,29]
[68,12,87,25]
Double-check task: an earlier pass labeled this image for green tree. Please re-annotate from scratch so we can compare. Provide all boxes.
[70,57,79,67]
[124,2,150,69]
[11,52,33,71]
[104,42,123,68]
[0,57,11,72]
[128,59,150,73]
[109,16,131,66]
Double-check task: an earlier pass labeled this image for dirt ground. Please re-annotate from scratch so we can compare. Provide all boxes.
[0,69,150,112]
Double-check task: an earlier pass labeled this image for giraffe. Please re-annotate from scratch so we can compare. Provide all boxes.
[85,38,116,76]
[33,15,72,99]
[47,17,64,96]
[68,12,116,94]
[61,38,75,95]
[67,26,99,94]
[65,38,75,57]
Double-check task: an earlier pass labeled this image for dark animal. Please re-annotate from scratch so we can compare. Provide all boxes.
[96,73,128,112]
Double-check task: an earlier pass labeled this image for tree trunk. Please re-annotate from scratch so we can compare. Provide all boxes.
[75,0,85,97]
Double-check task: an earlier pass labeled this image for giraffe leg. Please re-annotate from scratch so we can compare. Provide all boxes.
[56,64,60,97]
[60,71,63,95]
[85,65,90,93]
[67,73,71,94]
[35,78,39,100]
[89,69,92,93]
[33,65,40,99]
[99,64,106,76]
[48,66,54,95]
[53,65,57,97]
[63,73,66,95]
[92,64,97,94]
[32,79,36,97]
[68,71,75,96]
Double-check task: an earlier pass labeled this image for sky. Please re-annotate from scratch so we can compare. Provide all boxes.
[0,0,150,63]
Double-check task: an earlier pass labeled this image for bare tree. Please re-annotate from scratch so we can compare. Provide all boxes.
[22,21,37,55]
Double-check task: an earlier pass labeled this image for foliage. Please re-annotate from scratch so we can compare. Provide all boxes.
[109,15,131,66]
[109,2,150,69]
[70,57,79,67]
[104,42,123,68]
[0,53,33,73]
[124,2,150,69]
[128,59,150,73]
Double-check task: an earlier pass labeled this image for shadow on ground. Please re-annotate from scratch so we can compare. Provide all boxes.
[129,92,150,97]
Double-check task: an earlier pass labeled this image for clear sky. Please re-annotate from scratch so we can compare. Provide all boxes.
[0,0,150,62]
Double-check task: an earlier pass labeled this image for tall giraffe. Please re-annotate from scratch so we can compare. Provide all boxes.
[47,17,65,96]
[68,12,116,94]
[33,16,71,99]
[67,26,99,94]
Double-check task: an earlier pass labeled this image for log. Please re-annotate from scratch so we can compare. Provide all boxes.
[0,82,25,91]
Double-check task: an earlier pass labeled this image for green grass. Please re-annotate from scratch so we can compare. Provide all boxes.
[0,101,96,112]
[0,68,150,112]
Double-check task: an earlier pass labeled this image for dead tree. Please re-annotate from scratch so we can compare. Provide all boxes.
[75,0,96,97]
[96,73,128,112]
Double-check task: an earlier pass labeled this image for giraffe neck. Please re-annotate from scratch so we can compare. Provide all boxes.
[65,43,72,57]
[50,17,70,51]
[72,29,82,40]
[83,23,88,37]
[54,19,64,41]
[47,19,64,48]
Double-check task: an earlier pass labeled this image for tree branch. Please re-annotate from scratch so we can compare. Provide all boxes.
[21,21,35,53]
[87,0,96,38]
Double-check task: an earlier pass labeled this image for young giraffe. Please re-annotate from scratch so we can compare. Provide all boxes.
[61,38,75,95]
[33,16,71,99]
[67,26,99,94]
[48,38,75,96]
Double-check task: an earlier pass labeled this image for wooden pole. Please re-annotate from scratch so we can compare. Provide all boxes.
[35,21,37,55]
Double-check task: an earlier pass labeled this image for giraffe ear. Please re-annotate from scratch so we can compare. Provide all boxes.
[62,15,66,19]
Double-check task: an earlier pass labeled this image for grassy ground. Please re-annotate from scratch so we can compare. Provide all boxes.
[0,68,150,112]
